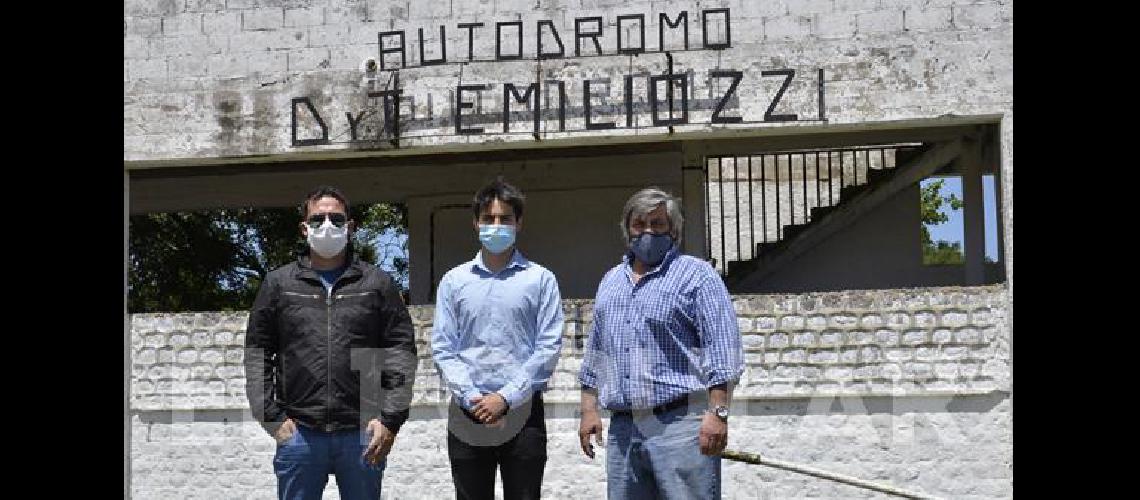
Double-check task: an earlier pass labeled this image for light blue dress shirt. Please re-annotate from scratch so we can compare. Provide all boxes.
[432,250,565,410]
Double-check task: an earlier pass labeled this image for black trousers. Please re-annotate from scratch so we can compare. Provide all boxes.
[446,394,547,500]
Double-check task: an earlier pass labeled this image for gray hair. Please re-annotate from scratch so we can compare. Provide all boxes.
[619,187,684,244]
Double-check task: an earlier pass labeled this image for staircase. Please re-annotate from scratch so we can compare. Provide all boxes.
[705,143,935,290]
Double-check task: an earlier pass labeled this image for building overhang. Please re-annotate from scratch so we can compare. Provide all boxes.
[126,114,1001,214]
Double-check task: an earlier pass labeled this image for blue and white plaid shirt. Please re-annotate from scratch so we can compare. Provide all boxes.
[578,246,744,411]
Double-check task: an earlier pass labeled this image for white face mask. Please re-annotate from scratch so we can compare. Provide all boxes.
[307,219,349,258]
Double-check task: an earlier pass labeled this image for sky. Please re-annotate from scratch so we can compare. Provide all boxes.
[922,175,1000,261]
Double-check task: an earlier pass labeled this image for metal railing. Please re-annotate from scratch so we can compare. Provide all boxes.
[705,144,922,276]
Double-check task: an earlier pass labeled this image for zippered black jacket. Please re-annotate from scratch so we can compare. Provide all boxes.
[244,252,417,436]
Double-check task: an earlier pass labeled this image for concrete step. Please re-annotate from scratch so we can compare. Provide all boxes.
[811,205,836,221]
[755,241,780,256]
[839,183,867,201]
[782,223,808,241]
[866,166,893,185]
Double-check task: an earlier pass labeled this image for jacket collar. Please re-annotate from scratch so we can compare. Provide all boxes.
[294,247,364,283]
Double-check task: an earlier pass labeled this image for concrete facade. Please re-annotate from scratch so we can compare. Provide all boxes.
[401,150,685,303]
[124,0,1016,300]
[130,284,1010,499]
[124,0,1015,300]
[124,0,1013,160]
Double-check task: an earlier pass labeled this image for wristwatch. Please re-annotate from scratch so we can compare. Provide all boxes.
[712,405,729,422]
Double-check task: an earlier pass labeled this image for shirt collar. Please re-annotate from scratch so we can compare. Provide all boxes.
[471,248,530,274]
[622,244,680,279]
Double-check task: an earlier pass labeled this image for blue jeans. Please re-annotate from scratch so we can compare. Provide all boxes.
[273,424,386,500]
[606,403,721,500]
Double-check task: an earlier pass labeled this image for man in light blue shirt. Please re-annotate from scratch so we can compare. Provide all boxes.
[432,177,564,500]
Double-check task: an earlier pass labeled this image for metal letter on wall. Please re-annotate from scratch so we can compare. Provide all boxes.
[710,70,743,124]
[504,82,539,134]
[346,110,366,141]
[762,69,798,122]
[378,31,406,69]
[457,23,484,61]
[537,20,565,59]
[369,88,403,141]
[701,8,731,50]
[818,68,827,122]
[496,21,524,60]
[649,74,689,126]
[456,84,490,135]
[584,79,616,130]
[418,26,447,66]
[624,75,634,127]
[544,79,566,131]
[575,17,604,56]
[617,14,646,55]
[659,11,689,51]
[291,97,329,146]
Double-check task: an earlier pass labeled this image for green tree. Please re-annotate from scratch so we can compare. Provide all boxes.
[920,178,964,265]
[129,204,407,313]
[924,241,965,265]
[351,203,409,285]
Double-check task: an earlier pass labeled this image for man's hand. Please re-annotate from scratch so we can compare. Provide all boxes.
[698,411,728,456]
[274,418,297,445]
[470,393,508,423]
[578,410,605,459]
[362,419,395,466]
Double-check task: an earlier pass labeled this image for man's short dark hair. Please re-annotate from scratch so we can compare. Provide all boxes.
[302,186,350,217]
[472,176,525,219]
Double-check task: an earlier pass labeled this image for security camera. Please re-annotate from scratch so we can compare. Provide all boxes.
[360,58,379,89]
[361,58,378,74]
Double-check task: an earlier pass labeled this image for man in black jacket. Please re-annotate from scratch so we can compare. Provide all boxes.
[244,186,417,500]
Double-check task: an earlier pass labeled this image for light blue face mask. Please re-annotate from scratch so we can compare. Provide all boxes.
[479,224,516,254]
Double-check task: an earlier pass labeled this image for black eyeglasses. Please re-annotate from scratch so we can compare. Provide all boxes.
[306,212,348,228]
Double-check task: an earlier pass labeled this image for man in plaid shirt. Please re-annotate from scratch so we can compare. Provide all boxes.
[577,187,744,499]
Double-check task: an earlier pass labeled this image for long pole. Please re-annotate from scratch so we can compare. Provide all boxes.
[721,450,943,500]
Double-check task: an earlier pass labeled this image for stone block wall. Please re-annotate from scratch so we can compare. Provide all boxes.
[130,284,1010,499]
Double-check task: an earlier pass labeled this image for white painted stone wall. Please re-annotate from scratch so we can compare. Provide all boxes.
[130,284,1011,499]
[123,0,1013,161]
